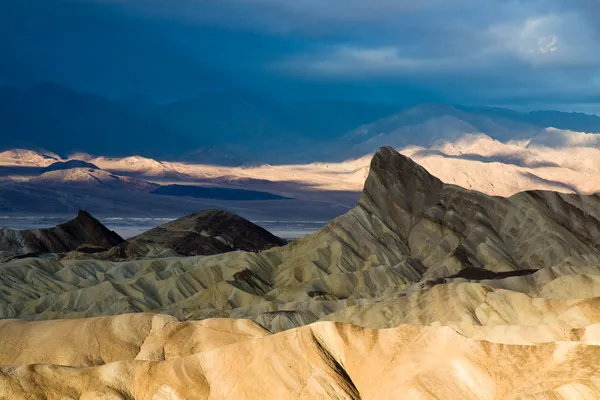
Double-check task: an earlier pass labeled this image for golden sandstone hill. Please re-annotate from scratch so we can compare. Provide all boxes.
[4,147,600,399]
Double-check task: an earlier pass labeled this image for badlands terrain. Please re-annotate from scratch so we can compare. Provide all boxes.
[4,147,600,398]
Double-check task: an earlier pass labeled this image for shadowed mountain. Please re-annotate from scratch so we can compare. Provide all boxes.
[0,83,188,158]
[42,160,99,172]
[0,209,123,260]
[462,105,600,135]
[340,104,539,158]
[337,104,600,161]
[152,184,290,201]
[5,84,600,165]
[95,210,288,260]
[0,84,398,164]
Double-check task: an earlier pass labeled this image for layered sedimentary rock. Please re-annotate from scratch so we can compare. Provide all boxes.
[3,147,600,326]
[5,147,600,398]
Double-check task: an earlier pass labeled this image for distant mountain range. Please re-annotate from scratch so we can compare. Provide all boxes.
[0,83,399,164]
[6,86,600,218]
[339,103,600,159]
[4,82,600,165]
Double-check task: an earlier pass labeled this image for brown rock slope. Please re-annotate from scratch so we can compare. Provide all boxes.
[0,209,124,260]
[93,209,287,260]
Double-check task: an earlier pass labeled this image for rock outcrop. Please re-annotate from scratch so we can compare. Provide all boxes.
[0,209,124,260]
[93,210,287,260]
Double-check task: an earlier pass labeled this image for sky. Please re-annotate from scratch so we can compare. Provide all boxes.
[1,0,600,109]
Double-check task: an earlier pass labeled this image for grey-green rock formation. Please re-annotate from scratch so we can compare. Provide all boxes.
[3,147,600,333]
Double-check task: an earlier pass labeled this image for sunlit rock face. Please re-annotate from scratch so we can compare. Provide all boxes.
[4,147,600,399]
[4,317,600,399]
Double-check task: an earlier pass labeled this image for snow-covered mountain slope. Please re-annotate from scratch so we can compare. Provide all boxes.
[347,115,480,156]
[7,112,600,200]
[342,103,541,157]
[527,127,600,149]
[0,149,61,167]
[30,168,158,191]
[0,142,591,199]
[73,154,187,178]
[407,131,600,194]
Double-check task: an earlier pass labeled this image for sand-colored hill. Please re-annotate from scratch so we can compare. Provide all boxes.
[4,316,600,399]
[79,155,188,179]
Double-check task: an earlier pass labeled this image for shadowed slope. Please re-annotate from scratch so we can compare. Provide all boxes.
[94,210,287,260]
[42,160,99,172]
[152,184,290,201]
[0,210,124,259]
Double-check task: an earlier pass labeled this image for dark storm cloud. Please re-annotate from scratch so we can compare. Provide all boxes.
[0,0,222,98]
[0,0,290,99]
[1,0,599,108]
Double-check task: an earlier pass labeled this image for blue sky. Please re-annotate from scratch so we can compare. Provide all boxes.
[1,0,600,110]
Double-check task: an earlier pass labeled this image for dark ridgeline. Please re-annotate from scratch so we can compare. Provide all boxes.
[0,210,124,259]
[152,185,290,201]
[102,210,288,260]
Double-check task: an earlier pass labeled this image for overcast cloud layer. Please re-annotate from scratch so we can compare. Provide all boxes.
[1,0,599,110]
